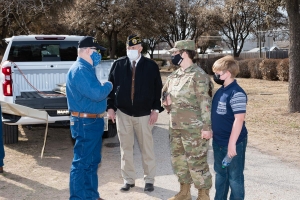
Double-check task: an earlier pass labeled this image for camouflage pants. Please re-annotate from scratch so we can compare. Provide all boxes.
[169,128,212,189]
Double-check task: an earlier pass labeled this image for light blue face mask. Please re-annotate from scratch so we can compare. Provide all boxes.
[90,51,102,67]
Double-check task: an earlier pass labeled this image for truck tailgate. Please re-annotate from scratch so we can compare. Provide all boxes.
[12,62,72,97]
[15,91,67,108]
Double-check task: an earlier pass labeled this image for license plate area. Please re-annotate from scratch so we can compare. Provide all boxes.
[57,109,70,115]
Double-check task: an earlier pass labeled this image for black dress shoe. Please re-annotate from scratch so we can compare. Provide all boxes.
[120,183,135,191]
[144,183,154,192]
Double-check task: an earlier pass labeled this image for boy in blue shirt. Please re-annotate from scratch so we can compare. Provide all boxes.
[211,55,248,200]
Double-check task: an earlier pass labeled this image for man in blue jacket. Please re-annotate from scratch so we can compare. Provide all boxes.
[107,34,163,192]
[66,36,112,200]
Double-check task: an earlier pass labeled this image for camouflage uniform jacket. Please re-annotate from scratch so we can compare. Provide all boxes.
[162,63,213,130]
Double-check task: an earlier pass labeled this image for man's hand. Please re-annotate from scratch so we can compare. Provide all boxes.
[201,130,213,140]
[107,108,116,123]
[149,110,158,125]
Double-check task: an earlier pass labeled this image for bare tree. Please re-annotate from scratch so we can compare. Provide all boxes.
[253,1,288,49]
[132,0,170,58]
[207,0,258,57]
[65,0,138,59]
[159,0,209,48]
[0,0,73,54]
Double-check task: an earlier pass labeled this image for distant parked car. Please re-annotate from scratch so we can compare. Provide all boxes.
[205,45,223,53]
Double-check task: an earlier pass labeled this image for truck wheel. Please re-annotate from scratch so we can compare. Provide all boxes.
[102,122,117,138]
[2,123,19,144]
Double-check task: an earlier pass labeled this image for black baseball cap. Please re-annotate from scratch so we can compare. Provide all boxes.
[78,36,106,51]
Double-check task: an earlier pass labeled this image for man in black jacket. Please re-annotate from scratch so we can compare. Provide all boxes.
[107,34,163,192]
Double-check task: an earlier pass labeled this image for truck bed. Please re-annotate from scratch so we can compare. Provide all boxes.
[15,91,68,116]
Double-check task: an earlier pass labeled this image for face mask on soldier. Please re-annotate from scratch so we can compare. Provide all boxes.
[171,54,183,65]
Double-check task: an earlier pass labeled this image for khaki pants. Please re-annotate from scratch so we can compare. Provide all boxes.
[116,110,156,184]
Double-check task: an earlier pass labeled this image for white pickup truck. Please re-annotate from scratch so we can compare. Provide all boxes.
[0,35,116,144]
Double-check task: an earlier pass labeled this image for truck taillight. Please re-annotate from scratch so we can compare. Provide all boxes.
[2,67,11,75]
[2,66,13,96]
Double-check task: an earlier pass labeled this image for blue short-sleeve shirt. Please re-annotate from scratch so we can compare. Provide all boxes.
[212,80,248,146]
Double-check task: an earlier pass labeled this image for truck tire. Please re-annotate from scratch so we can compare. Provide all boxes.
[3,123,19,144]
[102,122,117,139]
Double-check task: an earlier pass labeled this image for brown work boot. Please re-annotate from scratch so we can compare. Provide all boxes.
[196,189,210,200]
[168,183,192,200]
[0,166,3,173]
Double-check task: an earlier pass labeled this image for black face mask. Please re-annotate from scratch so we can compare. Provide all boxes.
[213,74,225,85]
[171,54,183,65]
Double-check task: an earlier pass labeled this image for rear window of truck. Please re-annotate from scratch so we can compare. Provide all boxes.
[8,41,78,62]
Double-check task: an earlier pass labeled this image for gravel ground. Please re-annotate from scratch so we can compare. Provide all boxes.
[1,109,300,200]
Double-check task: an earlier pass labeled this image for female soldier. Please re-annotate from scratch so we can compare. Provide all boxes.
[162,40,213,200]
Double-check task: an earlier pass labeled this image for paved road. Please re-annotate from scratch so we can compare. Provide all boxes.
[99,110,300,200]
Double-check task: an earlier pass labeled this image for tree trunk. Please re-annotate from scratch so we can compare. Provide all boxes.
[110,31,118,59]
[287,0,300,112]
[150,49,154,59]
[107,36,112,58]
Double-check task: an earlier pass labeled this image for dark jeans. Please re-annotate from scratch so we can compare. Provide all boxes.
[0,105,4,167]
[213,137,247,200]
[69,116,104,200]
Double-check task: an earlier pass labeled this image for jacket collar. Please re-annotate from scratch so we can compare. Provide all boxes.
[178,63,197,75]
[126,55,145,68]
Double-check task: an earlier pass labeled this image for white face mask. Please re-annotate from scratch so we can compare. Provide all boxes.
[127,49,139,60]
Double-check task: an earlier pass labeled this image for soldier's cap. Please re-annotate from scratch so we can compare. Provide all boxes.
[126,34,142,46]
[78,36,106,51]
[169,40,195,52]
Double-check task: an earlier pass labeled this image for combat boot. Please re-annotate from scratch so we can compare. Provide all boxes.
[196,189,210,200]
[168,183,192,200]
